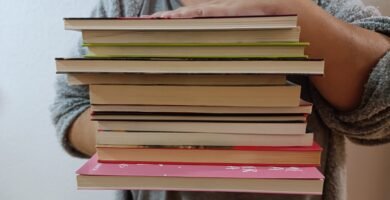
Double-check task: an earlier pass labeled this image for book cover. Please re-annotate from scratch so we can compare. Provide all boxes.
[77,154,324,194]
[78,154,324,179]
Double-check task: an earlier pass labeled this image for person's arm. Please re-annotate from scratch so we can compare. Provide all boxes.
[151,0,390,144]
[68,108,97,156]
[51,74,91,157]
[51,0,146,157]
[152,0,390,111]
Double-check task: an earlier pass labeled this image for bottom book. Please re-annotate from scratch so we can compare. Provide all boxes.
[77,155,324,195]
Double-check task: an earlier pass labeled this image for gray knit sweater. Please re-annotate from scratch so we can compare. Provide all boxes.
[50,0,390,200]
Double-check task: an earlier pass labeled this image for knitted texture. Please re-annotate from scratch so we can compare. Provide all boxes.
[50,0,390,199]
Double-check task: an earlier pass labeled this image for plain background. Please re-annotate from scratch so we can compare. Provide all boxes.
[0,0,388,200]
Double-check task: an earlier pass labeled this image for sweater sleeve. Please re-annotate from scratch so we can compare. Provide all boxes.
[312,0,390,145]
[50,43,90,157]
[50,0,136,157]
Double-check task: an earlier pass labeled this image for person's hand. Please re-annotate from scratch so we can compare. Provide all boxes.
[148,0,296,18]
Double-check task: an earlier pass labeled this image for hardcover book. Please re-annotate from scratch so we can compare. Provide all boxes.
[77,155,324,195]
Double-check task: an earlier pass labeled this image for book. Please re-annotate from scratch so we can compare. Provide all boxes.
[84,42,307,58]
[65,15,298,31]
[55,58,324,75]
[96,131,314,146]
[91,100,313,114]
[77,155,324,195]
[96,143,322,166]
[89,84,301,107]
[91,113,306,121]
[97,121,307,135]
[67,73,287,86]
[81,28,301,44]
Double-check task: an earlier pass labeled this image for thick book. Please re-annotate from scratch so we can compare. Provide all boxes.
[91,113,306,121]
[84,42,307,58]
[96,143,322,166]
[91,100,313,114]
[97,121,307,135]
[67,73,287,86]
[65,15,297,31]
[55,58,324,75]
[96,131,314,146]
[77,155,324,195]
[89,84,301,107]
[81,28,301,44]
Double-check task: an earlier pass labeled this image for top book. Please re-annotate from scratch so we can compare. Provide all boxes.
[64,15,298,31]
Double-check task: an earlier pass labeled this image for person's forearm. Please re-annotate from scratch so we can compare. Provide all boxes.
[177,0,390,111]
[68,108,97,156]
[279,0,390,111]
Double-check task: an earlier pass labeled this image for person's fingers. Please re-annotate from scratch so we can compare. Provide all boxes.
[163,6,216,18]
[177,7,204,18]
[161,7,189,18]
[140,15,151,18]
[150,11,168,18]
[151,2,248,19]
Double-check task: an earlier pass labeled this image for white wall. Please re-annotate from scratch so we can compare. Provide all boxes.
[0,0,388,200]
[0,1,115,199]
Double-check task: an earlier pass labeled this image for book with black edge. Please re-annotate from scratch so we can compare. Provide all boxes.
[90,100,313,114]
[67,73,287,86]
[56,57,324,75]
[64,15,298,30]
[97,120,307,135]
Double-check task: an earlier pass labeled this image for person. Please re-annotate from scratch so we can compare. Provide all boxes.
[51,0,390,199]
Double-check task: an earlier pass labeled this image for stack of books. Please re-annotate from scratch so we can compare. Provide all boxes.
[56,15,325,195]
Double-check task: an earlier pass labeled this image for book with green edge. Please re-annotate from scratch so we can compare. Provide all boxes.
[82,42,309,47]
[83,42,309,58]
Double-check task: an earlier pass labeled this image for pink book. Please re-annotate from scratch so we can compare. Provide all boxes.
[78,155,323,179]
[76,155,324,195]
